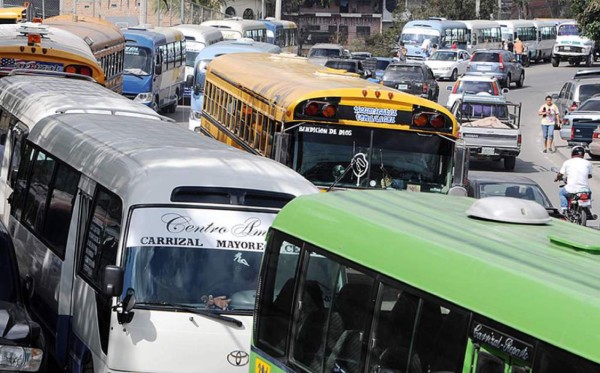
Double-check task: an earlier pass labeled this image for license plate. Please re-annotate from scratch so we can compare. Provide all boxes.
[578,200,591,207]
[564,46,571,51]
[478,65,492,71]
[398,84,408,90]
[481,147,495,155]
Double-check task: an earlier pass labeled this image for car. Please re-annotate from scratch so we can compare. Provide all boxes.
[307,43,349,66]
[324,58,370,78]
[424,49,470,81]
[446,75,507,109]
[466,171,563,219]
[589,125,600,159]
[554,70,600,116]
[466,49,525,89]
[350,51,371,60]
[362,57,393,82]
[559,95,600,142]
[380,61,439,102]
[0,220,45,372]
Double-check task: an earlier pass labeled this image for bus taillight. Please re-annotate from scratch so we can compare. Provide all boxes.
[430,114,444,128]
[413,113,428,127]
[304,102,320,116]
[302,101,338,119]
[65,65,77,74]
[65,65,93,76]
[322,104,337,118]
[411,111,450,131]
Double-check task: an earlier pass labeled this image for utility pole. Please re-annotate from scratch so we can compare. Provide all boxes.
[275,0,281,19]
[476,0,480,18]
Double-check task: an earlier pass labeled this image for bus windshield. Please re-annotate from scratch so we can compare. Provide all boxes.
[124,46,152,75]
[122,207,274,313]
[294,124,452,192]
[558,24,580,36]
[400,33,440,45]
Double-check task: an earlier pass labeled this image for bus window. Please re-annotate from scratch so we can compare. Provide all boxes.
[291,250,375,373]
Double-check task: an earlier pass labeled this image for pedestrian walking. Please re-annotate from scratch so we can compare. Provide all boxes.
[538,95,561,153]
[514,38,524,62]
[507,39,514,53]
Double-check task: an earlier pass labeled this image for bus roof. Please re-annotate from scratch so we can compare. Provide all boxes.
[460,20,501,28]
[173,24,223,42]
[194,39,280,64]
[206,53,453,118]
[123,26,184,46]
[0,23,96,61]
[28,113,318,205]
[272,190,600,363]
[497,19,536,28]
[201,19,267,30]
[43,15,125,52]
[0,75,163,127]
[403,20,467,31]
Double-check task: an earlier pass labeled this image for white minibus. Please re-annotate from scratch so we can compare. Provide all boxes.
[0,75,318,373]
[200,18,267,42]
[461,20,502,52]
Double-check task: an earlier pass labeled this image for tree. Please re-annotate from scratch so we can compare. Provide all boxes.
[573,0,600,41]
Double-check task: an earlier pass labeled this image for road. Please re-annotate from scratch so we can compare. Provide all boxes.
[165,62,600,228]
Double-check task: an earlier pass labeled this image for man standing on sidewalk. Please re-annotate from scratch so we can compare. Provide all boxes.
[538,95,561,153]
[514,38,524,63]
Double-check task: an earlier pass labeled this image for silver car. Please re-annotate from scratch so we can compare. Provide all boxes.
[465,50,525,89]
[559,95,600,142]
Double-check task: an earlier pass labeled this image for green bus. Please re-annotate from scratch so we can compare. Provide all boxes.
[250,191,600,373]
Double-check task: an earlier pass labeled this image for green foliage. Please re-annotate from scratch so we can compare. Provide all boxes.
[573,0,600,41]
[403,0,497,20]
[349,27,402,57]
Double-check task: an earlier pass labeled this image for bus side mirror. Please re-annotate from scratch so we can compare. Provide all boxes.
[185,74,194,87]
[102,265,123,297]
[452,140,469,190]
[273,132,290,165]
[155,64,162,75]
[193,84,202,95]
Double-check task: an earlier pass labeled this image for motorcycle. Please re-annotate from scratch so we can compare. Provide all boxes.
[552,167,597,226]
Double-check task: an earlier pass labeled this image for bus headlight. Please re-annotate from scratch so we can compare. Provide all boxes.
[134,92,153,104]
[0,345,43,371]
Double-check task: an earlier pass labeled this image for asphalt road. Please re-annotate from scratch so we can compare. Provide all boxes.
[165,61,600,228]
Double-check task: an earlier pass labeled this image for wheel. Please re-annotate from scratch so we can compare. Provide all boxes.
[164,96,178,113]
[516,72,524,88]
[151,96,159,112]
[504,74,511,88]
[551,57,559,67]
[450,69,457,81]
[578,207,588,226]
[503,156,516,171]
[575,60,581,66]
[586,53,593,67]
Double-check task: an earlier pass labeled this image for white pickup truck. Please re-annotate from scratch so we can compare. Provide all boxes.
[451,94,522,171]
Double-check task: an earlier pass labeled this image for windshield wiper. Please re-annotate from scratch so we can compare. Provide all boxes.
[327,157,357,192]
[135,302,243,327]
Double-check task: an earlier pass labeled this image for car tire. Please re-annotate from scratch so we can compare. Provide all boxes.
[551,57,559,67]
[151,96,159,113]
[504,74,511,88]
[590,153,600,160]
[516,72,524,88]
[586,53,593,67]
[503,156,516,171]
[450,69,457,81]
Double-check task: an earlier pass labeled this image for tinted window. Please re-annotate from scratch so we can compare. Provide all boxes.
[536,342,600,372]
[578,99,600,111]
[457,81,495,94]
[478,183,551,208]
[79,187,122,290]
[11,144,34,221]
[291,249,374,373]
[22,150,55,232]
[383,65,424,81]
[255,232,303,357]
[471,53,500,62]
[578,84,600,103]
[0,232,17,303]
[430,51,457,61]
[309,48,341,58]
[376,60,390,70]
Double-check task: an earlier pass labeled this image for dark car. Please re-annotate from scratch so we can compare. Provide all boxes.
[466,50,525,89]
[0,221,45,372]
[324,58,370,79]
[381,62,439,102]
[467,171,563,219]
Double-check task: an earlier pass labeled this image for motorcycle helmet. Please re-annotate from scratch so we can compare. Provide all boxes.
[571,146,585,157]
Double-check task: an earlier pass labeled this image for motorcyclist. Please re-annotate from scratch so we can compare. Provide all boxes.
[555,146,592,214]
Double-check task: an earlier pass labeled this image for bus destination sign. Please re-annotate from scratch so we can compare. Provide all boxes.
[337,105,411,125]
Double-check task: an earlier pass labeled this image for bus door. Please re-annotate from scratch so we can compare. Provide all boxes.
[70,180,123,371]
[0,113,24,225]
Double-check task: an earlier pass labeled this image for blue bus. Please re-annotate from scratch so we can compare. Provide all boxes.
[123,26,186,113]
[400,19,469,60]
[186,39,280,132]
[260,18,298,53]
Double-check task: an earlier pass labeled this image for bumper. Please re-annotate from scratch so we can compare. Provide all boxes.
[590,141,600,156]
[469,147,520,158]
[432,69,453,78]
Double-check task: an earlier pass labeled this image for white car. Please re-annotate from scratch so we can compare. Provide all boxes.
[425,49,470,81]
[446,75,508,108]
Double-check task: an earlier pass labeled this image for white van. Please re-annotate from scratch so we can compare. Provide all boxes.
[0,75,318,373]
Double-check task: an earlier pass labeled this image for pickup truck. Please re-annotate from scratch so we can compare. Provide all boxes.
[560,110,600,147]
[451,93,522,171]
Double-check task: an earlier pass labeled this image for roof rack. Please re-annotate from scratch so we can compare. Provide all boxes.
[8,69,97,82]
[573,69,600,79]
